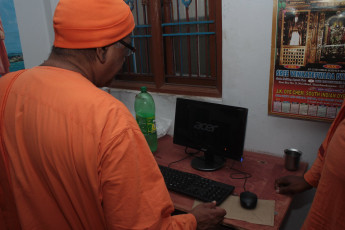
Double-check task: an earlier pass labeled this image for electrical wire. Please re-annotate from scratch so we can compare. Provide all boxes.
[167,147,199,168]
[228,160,252,192]
[166,151,251,192]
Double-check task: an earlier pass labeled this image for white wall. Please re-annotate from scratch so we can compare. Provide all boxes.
[12,0,53,68]
[13,0,331,229]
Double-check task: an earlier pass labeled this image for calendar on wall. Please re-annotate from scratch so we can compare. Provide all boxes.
[0,0,25,77]
[269,0,345,122]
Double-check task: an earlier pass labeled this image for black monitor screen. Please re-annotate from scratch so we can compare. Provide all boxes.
[173,98,248,171]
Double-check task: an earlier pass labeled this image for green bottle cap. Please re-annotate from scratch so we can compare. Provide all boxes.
[140,86,147,93]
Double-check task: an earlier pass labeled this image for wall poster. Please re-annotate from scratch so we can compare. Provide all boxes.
[0,0,25,77]
[269,0,345,122]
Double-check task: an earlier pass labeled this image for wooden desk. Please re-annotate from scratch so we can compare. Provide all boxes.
[154,136,308,230]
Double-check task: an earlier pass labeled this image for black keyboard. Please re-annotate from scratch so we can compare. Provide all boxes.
[159,165,234,205]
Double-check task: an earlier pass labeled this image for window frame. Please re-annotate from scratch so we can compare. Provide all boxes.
[110,0,222,98]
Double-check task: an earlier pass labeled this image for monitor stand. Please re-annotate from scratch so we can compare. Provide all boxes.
[191,150,225,171]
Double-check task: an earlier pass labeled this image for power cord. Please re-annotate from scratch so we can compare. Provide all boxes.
[167,152,252,192]
[167,147,199,168]
[228,160,252,192]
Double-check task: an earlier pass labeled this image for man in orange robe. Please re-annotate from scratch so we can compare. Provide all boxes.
[0,0,226,229]
[275,103,345,229]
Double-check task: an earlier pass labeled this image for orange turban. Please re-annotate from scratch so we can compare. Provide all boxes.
[53,0,135,49]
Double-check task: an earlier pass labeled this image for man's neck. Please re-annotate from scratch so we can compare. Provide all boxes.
[40,57,92,82]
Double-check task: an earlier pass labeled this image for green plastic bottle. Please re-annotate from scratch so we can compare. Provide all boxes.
[134,86,158,153]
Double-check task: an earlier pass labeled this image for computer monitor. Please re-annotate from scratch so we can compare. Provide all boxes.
[173,98,248,171]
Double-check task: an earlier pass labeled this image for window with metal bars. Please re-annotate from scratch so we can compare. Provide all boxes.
[111,0,222,97]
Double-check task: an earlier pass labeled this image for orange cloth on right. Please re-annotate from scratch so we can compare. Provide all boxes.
[303,101,345,230]
[0,66,196,230]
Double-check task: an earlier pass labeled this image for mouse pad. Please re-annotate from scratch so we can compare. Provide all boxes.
[193,196,275,226]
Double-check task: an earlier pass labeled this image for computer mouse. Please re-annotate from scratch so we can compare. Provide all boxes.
[240,191,258,209]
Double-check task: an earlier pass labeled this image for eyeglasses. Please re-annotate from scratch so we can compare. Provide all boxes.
[118,39,136,56]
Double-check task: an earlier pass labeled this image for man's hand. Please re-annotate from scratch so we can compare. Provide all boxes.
[275,175,312,195]
[190,201,226,230]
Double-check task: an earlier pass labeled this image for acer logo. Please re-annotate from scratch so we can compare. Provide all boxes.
[193,122,218,132]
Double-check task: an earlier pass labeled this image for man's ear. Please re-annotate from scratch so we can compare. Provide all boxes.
[96,47,108,64]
